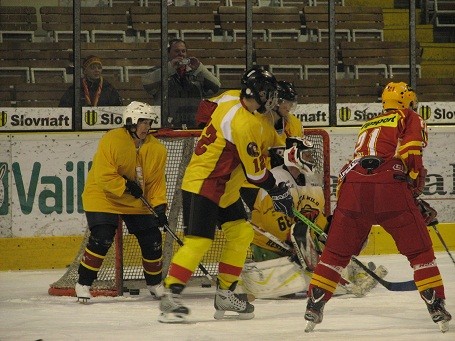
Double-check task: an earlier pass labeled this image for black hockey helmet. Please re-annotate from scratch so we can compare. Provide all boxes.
[277,80,297,102]
[241,66,278,113]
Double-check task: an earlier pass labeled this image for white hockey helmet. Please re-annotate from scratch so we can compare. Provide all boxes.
[123,101,158,126]
[283,136,315,176]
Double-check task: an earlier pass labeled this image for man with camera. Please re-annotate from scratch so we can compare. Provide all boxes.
[142,39,221,129]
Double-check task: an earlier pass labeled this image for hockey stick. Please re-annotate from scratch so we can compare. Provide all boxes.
[292,207,417,292]
[139,196,215,284]
[249,220,361,294]
[249,222,292,252]
[430,222,455,267]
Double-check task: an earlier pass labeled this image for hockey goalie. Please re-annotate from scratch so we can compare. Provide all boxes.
[238,137,388,299]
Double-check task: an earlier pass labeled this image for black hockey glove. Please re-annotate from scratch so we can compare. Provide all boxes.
[416,198,438,226]
[154,204,168,227]
[125,178,143,199]
[267,182,294,217]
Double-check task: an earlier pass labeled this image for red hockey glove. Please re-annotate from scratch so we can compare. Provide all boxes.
[409,167,427,198]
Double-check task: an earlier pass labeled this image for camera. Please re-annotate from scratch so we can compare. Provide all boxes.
[179,58,190,66]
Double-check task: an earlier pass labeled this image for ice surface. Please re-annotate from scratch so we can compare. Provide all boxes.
[0,253,453,341]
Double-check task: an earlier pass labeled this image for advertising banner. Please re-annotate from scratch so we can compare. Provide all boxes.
[0,127,454,238]
[336,101,455,126]
[0,103,452,131]
[81,106,161,130]
[0,108,72,131]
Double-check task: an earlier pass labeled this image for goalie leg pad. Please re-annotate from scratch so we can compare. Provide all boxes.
[239,257,310,298]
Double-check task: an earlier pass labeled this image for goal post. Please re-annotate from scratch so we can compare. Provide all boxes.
[48,128,330,297]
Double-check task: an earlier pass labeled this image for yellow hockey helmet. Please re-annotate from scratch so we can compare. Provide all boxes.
[382,82,418,110]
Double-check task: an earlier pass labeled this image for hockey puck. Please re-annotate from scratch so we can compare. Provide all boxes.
[201,283,212,288]
[129,289,140,295]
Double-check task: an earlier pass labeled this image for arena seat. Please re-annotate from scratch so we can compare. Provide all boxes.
[218,5,301,42]
[416,77,455,101]
[40,6,129,43]
[14,83,67,107]
[433,0,455,28]
[255,40,329,79]
[303,5,384,42]
[340,40,422,79]
[130,5,216,41]
[0,6,37,43]
[0,42,72,69]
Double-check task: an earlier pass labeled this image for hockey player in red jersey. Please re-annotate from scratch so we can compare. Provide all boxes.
[304,82,451,333]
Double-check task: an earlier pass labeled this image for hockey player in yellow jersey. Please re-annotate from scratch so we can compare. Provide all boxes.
[159,66,295,323]
[240,80,304,211]
[76,102,168,302]
[256,80,303,145]
[238,137,388,299]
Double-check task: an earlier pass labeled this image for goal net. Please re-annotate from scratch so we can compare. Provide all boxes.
[48,128,330,297]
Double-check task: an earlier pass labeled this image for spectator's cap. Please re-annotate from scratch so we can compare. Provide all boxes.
[83,55,102,70]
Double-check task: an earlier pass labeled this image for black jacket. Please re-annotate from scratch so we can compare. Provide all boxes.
[59,78,123,107]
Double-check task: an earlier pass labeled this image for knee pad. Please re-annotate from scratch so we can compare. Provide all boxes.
[87,224,116,255]
[135,227,163,260]
[221,219,254,252]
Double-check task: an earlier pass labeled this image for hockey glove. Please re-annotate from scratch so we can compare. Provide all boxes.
[125,178,143,199]
[154,204,168,227]
[416,198,438,226]
[409,167,427,198]
[267,182,294,217]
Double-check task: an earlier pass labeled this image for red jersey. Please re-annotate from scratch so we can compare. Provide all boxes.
[353,108,428,178]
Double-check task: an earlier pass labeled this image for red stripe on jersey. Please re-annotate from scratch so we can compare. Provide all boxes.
[199,140,241,204]
[168,262,194,284]
[218,262,243,277]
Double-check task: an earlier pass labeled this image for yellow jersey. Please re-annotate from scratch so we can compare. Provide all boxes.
[182,90,280,207]
[82,127,167,214]
[251,166,327,255]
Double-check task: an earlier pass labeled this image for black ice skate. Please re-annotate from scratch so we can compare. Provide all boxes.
[158,284,189,323]
[304,287,327,332]
[214,281,254,320]
[420,288,452,333]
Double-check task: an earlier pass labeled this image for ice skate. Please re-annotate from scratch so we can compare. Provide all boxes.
[75,283,92,303]
[158,284,189,323]
[148,282,164,299]
[214,281,254,320]
[304,287,327,332]
[421,288,452,333]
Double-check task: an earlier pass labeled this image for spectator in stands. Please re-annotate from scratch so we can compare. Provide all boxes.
[141,39,221,129]
[59,55,123,107]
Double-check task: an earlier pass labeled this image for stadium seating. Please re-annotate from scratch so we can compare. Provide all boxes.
[40,6,129,43]
[339,40,422,79]
[255,41,329,79]
[303,5,384,42]
[130,5,216,41]
[218,5,302,42]
[0,3,453,108]
[433,0,455,28]
[0,6,37,43]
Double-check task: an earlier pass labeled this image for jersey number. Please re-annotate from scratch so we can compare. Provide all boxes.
[195,124,217,155]
[354,127,381,157]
